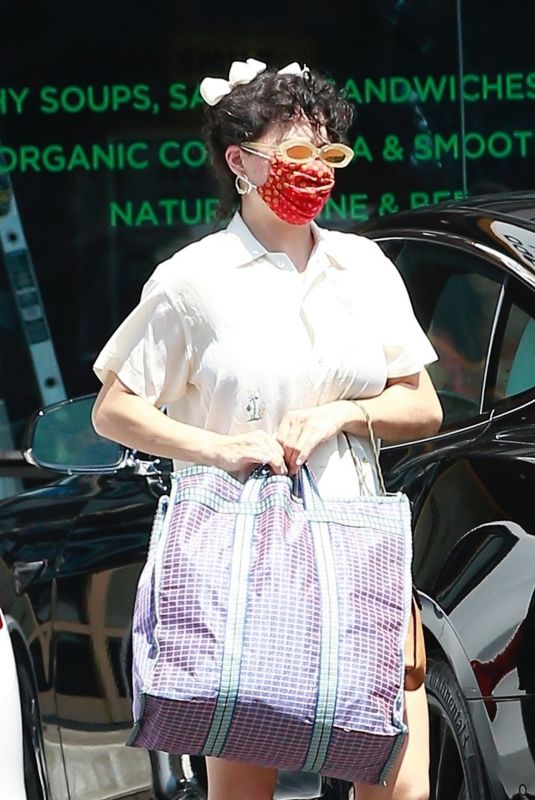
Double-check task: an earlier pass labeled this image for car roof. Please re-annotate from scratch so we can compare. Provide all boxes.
[360,191,535,286]
[362,191,535,230]
[438,191,535,221]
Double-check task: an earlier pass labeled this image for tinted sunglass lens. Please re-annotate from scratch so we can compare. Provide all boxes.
[322,146,351,165]
[284,143,315,161]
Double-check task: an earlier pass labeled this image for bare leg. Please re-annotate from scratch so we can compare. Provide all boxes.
[206,756,278,800]
[354,685,430,800]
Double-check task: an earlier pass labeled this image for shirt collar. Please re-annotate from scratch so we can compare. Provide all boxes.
[310,222,348,269]
[225,212,348,270]
[225,213,268,266]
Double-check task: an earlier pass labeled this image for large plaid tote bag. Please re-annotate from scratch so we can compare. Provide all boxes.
[128,430,412,785]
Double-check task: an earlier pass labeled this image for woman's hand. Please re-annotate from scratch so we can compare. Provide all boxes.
[93,373,288,474]
[212,430,288,475]
[276,403,349,475]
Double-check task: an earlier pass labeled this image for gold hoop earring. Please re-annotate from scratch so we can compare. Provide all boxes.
[235,174,256,196]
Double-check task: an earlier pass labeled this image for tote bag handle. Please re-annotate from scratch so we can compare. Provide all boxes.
[344,401,387,496]
[247,462,322,510]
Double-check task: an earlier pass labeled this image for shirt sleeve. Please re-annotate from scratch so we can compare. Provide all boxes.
[93,277,191,406]
[371,242,438,378]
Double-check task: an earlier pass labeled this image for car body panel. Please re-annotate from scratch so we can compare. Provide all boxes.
[53,472,157,799]
[382,428,535,700]
[0,478,81,800]
[477,695,535,800]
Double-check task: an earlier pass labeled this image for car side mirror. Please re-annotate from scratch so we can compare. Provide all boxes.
[23,394,127,473]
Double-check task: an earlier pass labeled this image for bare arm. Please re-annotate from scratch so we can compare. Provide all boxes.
[277,370,443,473]
[92,371,287,474]
[341,369,443,442]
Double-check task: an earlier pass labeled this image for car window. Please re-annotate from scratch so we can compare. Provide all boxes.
[378,239,503,428]
[490,282,535,405]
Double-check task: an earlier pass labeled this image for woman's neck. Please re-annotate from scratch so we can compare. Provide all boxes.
[240,203,315,273]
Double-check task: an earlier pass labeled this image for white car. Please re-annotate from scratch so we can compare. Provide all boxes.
[0,607,27,800]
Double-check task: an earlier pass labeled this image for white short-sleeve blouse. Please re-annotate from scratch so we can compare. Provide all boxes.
[94,213,438,497]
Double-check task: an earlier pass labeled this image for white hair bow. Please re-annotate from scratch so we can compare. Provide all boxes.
[200,58,267,106]
[278,62,309,77]
[200,59,310,106]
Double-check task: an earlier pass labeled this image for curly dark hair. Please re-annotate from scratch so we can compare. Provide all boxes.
[203,66,353,219]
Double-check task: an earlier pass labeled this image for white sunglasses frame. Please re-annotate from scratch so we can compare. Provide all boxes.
[240,138,354,168]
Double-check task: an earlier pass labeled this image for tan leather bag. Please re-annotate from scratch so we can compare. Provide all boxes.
[404,593,426,691]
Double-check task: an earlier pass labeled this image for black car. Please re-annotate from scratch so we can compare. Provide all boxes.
[2,191,535,800]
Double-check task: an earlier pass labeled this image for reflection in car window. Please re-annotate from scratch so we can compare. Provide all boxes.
[434,528,516,613]
[493,284,535,402]
[379,240,503,427]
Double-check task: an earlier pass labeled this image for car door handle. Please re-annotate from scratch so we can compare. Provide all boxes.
[13,559,48,594]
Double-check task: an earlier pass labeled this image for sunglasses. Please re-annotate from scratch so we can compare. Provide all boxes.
[241,138,354,168]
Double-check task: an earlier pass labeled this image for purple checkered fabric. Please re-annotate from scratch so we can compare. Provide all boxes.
[129,466,411,785]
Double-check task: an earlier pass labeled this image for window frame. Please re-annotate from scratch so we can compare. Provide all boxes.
[483,274,535,415]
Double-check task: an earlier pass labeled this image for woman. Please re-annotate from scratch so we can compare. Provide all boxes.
[93,59,442,800]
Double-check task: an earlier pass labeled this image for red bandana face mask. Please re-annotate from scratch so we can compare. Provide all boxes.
[257,155,335,225]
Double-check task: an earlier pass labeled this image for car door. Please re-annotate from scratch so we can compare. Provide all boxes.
[51,467,160,800]
[457,273,535,694]
[385,250,535,800]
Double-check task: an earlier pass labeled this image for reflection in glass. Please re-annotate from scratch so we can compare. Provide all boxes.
[381,239,503,426]
[31,396,123,470]
[494,292,535,401]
